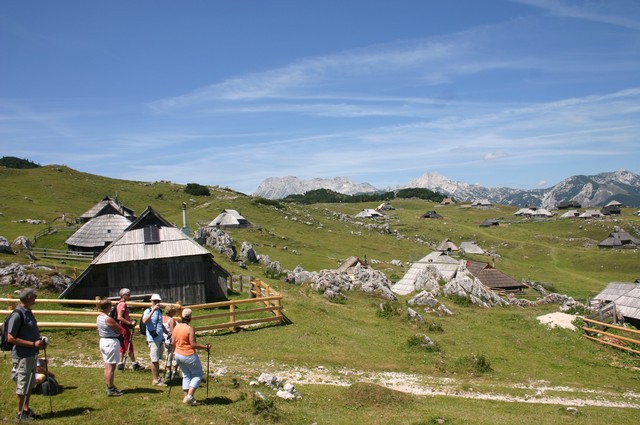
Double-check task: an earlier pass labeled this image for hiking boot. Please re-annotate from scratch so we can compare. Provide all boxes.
[131,362,145,371]
[116,363,124,371]
[22,409,38,419]
[183,394,197,405]
[15,412,35,421]
[106,386,123,397]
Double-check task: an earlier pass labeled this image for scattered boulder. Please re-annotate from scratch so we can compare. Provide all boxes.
[241,241,259,264]
[412,333,436,349]
[413,266,442,296]
[0,263,72,293]
[194,227,236,261]
[253,373,301,400]
[0,236,13,254]
[408,291,454,316]
[285,266,319,285]
[0,263,42,288]
[443,272,508,307]
[11,236,32,254]
[407,307,425,322]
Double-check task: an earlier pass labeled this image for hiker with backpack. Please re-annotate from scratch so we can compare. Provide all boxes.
[5,288,48,421]
[115,288,144,372]
[97,298,125,396]
[142,294,166,387]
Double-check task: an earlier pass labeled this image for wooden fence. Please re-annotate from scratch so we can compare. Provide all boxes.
[31,247,95,262]
[581,317,640,355]
[0,279,284,332]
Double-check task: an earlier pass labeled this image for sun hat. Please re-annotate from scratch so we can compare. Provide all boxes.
[150,293,162,301]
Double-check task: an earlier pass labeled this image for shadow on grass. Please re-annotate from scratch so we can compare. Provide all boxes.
[122,387,165,394]
[198,396,234,406]
[41,407,95,419]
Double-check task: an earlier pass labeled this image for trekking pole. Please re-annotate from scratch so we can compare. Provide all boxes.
[43,344,53,415]
[206,344,210,399]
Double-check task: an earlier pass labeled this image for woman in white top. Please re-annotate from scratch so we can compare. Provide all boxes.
[97,298,124,396]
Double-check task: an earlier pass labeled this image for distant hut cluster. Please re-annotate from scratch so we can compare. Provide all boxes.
[391,249,524,296]
[513,207,554,218]
[557,200,623,219]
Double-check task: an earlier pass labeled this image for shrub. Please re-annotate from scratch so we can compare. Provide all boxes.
[406,334,440,352]
[376,301,402,318]
[184,183,210,196]
[251,393,279,420]
[455,353,493,375]
[450,294,471,307]
[252,197,284,209]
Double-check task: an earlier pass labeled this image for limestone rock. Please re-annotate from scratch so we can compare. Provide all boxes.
[240,241,259,264]
[0,236,12,254]
[194,227,236,260]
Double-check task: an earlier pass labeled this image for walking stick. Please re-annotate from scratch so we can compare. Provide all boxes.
[43,346,53,415]
[206,345,210,399]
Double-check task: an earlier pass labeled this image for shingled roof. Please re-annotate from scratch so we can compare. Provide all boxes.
[465,260,526,290]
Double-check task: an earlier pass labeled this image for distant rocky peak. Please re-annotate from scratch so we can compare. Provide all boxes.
[254,176,379,199]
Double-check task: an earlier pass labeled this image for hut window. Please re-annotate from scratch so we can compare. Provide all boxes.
[144,225,161,244]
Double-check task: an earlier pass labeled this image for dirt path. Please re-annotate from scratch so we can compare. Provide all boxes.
[57,356,640,409]
[210,361,640,409]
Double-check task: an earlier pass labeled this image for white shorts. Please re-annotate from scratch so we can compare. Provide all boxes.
[148,340,164,362]
[100,338,121,364]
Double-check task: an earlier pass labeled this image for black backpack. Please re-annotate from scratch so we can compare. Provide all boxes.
[1,309,24,351]
[109,303,118,320]
[34,376,60,396]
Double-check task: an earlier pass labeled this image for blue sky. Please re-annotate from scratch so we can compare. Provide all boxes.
[2,0,639,194]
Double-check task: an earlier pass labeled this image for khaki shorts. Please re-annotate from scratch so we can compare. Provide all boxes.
[148,340,164,362]
[14,356,36,395]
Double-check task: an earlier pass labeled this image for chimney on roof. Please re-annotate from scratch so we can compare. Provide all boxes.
[181,202,190,236]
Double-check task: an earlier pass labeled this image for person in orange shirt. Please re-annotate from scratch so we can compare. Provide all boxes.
[171,308,210,405]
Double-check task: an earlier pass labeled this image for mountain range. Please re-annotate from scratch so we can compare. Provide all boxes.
[254,169,640,208]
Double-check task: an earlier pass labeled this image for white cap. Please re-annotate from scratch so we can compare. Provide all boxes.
[150,293,162,301]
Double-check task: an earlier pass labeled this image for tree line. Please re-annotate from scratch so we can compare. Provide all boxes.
[280,188,447,204]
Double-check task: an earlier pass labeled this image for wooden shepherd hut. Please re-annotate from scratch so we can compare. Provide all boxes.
[66,213,133,254]
[208,209,251,229]
[60,206,229,304]
[465,260,526,291]
[78,195,136,224]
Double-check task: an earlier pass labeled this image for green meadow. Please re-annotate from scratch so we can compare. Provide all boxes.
[0,165,639,424]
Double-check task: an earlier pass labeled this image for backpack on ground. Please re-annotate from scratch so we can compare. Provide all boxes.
[34,376,61,396]
[1,310,24,351]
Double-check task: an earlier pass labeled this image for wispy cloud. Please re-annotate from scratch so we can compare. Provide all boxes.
[512,0,640,30]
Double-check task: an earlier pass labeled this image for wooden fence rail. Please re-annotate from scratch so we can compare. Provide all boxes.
[581,317,640,355]
[31,247,95,262]
[0,279,284,332]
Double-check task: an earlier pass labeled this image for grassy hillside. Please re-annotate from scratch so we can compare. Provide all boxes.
[0,165,639,424]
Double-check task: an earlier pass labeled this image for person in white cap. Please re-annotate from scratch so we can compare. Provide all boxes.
[142,294,166,386]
